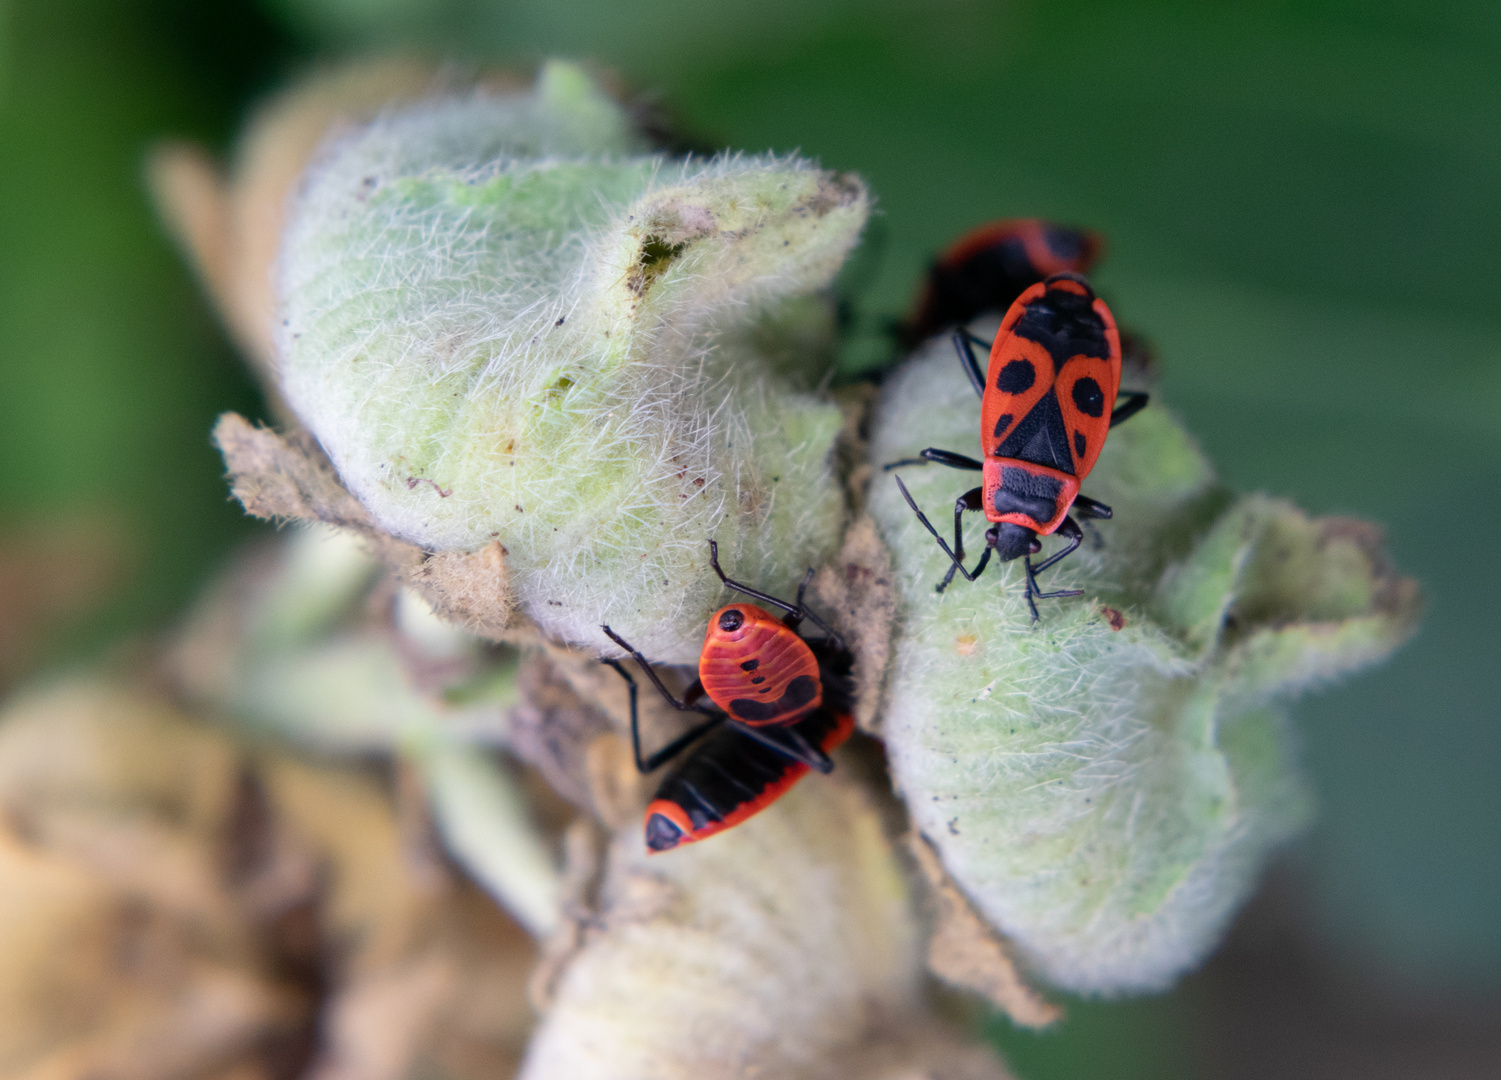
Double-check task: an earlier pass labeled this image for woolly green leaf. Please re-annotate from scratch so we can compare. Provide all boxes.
[275,63,866,660]
[868,338,1418,994]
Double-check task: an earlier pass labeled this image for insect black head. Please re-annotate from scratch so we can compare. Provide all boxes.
[718,608,744,632]
[988,521,1039,562]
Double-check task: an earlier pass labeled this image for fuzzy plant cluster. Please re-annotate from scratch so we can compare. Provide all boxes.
[867,335,1419,993]
[276,61,864,661]
[156,517,1021,1077]
[134,57,1423,1068]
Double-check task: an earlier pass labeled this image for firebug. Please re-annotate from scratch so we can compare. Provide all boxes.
[601,541,854,852]
[899,218,1102,346]
[887,272,1148,619]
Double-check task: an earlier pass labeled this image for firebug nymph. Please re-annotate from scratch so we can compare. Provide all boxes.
[601,541,854,852]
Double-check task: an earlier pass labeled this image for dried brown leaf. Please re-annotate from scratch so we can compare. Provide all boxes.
[907,834,1062,1029]
[0,677,536,1080]
[814,515,898,732]
[527,818,607,1012]
[213,414,534,644]
[509,654,615,814]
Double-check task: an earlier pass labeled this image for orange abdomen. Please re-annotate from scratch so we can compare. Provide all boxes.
[698,604,822,727]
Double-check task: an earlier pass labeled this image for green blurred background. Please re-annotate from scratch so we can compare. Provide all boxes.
[1,0,1497,1075]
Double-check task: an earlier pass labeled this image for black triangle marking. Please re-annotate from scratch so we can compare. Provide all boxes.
[997,391,1075,474]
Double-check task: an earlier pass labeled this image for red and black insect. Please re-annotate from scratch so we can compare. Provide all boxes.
[601,541,854,853]
[887,272,1148,619]
[898,218,1103,347]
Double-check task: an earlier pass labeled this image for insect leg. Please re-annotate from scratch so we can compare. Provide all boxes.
[732,720,835,775]
[936,486,988,592]
[882,447,984,472]
[708,542,848,652]
[1031,516,1085,576]
[1072,493,1113,519]
[603,658,725,773]
[601,625,720,714]
[893,475,993,590]
[953,328,993,398]
[1110,391,1149,428]
[1021,517,1085,622]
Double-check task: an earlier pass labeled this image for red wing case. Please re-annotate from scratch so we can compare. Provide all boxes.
[642,709,856,853]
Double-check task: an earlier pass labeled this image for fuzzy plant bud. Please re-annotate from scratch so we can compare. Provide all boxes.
[275,61,866,660]
[867,338,1420,995]
[519,777,969,1080]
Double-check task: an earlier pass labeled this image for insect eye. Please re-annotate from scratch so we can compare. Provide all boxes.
[718,608,744,631]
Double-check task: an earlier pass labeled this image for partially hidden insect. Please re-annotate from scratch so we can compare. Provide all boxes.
[886,272,1148,619]
[898,218,1103,347]
[600,541,855,853]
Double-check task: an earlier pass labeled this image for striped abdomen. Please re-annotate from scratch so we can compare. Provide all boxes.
[643,709,856,852]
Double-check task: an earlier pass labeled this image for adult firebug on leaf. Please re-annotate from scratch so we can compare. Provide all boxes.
[887,272,1149,619]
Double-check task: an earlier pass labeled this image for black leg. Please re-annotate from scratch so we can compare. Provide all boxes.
[601,625,719,714]
[732,720,835,774]
[936,486,988,592]
[791,566,815,626]
[1031,516,1085,575]
[1072,493,1113,520]
[953,328,993,399]
[602,658,725,773]
[707,540,846,653]
[894,475,993,590]
[1021,517,1085,621]
[1110,391,1149,428]
[882,447,984,473]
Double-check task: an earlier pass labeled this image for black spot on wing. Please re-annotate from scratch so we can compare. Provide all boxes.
[1074,431,1087,458]
[996,359,1035,394]
[992,413,1014,439]
[1071,376,1105,417]
[739,659,759,671]
[996,391,1075,474]
[729,674,818,722]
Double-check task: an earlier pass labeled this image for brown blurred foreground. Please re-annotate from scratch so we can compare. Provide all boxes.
[0,675,534,1080]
